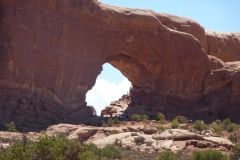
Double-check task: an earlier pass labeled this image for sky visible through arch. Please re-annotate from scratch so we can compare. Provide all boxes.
[86,0,240,115]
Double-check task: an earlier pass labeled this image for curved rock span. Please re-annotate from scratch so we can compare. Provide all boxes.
[0,0,239,128]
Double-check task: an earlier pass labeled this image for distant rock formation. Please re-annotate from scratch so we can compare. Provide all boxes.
[101,95,130,118]
[0,0,239,128]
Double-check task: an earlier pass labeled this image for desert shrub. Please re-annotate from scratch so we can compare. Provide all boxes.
[106,118,120,127]
[223,119,232,126]
[130,114,141,121]
[191,150,228,160]
[0,135,69,160]
[193,120,208,131]
[0,136,122,160]
[33,135,69,160]
[130,114,148,121]
[134,136,145,145]
[229,129,240,143]
[157,151,178,160]
[64,140,82,160]
[101,144,122,159]
[230,144,240,160]
[175,116,189,124]
[142,114,149,120]
[155,112,166,123]
[4,122,19,132]
[171,118,179,129]
[158,124,166,132]
[209,119,239,133]
[0,141,33,160]
[81,144,121,159]
[209,122,224,134]
[222,119,239,132]
[79,150,98,160]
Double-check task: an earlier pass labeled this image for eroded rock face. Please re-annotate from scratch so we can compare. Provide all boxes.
[206,32,240,62]
[0,0,239,128]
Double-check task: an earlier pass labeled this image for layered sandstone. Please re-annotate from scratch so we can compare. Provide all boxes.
[0,0,239,128]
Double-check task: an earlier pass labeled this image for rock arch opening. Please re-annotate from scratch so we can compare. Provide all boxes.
[86,63,132,115]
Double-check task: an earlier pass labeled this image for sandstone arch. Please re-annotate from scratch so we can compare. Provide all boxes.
[0,0,240,129]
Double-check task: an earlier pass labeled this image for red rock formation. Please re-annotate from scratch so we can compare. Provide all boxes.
[0,0,239,128]
[206,32,240,62]
[101,95,130,118]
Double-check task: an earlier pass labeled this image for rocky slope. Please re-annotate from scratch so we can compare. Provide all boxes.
[0,0,239,128]
[0,122,235,156]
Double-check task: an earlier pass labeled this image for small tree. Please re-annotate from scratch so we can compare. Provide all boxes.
[171,118,179,129]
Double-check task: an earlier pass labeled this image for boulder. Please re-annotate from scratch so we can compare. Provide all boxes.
[68,128,97,141]
[141,127,158,135]
[203,137,234,148]
[152,129,203,140]
[101,95,130,118]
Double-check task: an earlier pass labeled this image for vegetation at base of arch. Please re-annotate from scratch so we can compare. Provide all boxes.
[0,135,122,160]
[130,114,148,121]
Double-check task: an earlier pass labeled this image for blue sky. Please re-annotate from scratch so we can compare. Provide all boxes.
[86,0,240,115]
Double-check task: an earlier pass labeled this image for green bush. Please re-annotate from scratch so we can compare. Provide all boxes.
[106,118,120,127]
[193,120,208,131]
[175,116,189,124]
[33,135,69,160]
[157,151,178,160]
[79,150,97,160]
[171,118,179,129]
[142,114,148,120]
[130,114,148,121]
[80,143,121,160]
[4,122,19,132]
[230,144,240,160]
[155,112,166,123]
[209,122,224,134]
[65,140,82,160]
[0,135,122,160]
[0,142,32,160]
[223,119,231,126]
[130,114,141,121]
[192,150,228,160]
[222,119,239,132]
[0,135,69,160]
[101,144,122,159]
[209,119,239,133]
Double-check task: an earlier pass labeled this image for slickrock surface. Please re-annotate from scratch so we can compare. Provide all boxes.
[0,0,239,128]
[0,123,233,154]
